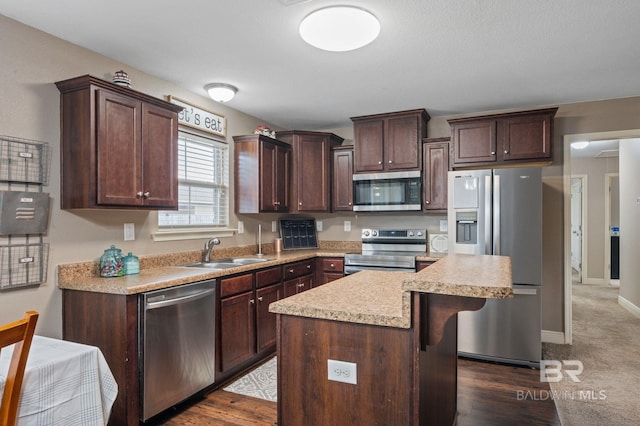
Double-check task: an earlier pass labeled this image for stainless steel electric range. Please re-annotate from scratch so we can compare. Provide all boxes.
[344,228,427,274]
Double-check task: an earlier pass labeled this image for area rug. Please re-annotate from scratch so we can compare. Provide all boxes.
[542,283,640,426]
[223,357,277,402]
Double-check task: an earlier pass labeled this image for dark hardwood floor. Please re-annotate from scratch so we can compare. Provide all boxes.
[153,358,560,425]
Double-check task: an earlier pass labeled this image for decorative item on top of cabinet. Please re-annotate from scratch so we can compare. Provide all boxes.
[422,137,450,212]
[233,134,291,213]
[351,109,430,173]
[276,131,344,213]
[448,107,558,168]
[55,75,182,209]
[332,145,354,211]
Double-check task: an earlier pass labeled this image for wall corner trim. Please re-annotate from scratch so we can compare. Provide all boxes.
[618,295,640,319]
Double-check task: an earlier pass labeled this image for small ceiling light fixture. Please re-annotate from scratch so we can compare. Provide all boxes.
[571,141,590,149]
[299,6,380,52]
[205,83,238,103]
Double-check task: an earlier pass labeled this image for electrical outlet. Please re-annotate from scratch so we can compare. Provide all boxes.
[237,221,244,233]
[316,221,323,232]
[344,221,351,232]
[440,220,448,232]
[328,359,357,385]
[124,223,135,241]
[272,220,277,232]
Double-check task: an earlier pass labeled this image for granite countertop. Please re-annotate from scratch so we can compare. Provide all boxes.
[269,253,512,329]
[58,250,343,295]
[57,239,446,295]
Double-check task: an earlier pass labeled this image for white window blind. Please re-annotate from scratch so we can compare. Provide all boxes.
[158,131,229,228]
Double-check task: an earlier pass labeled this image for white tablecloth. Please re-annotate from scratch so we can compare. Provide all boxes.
[0,335,118,426]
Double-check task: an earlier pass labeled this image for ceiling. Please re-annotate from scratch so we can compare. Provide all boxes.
[2,0,640,130]
[570,139,619,159]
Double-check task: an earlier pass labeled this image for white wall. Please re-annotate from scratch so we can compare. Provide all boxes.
[618,139,640,311]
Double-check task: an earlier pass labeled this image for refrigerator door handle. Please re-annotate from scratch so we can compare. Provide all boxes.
[493,174,500,255]
[484,174,492,255]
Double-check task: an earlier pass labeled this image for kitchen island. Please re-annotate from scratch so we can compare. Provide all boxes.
[269,253,512,426]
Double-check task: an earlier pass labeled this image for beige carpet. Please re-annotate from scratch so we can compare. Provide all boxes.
[543,283,640,425]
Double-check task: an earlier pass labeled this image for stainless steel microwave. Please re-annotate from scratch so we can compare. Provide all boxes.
[352,171,422,211]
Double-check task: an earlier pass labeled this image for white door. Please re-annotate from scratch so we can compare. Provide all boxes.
[571,177,583,282]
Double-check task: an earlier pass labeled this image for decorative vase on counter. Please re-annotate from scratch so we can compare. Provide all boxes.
[123,252,140,275]
[99,245,125,277]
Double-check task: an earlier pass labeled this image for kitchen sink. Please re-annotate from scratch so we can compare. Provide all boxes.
[181,257,274,269]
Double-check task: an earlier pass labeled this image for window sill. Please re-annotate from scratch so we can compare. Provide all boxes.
[152,228,236,242]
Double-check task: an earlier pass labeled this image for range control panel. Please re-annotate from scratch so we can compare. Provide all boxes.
[361,228,426,242]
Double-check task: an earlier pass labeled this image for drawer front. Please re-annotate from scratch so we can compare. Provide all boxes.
[320,258,344,272]
[256,266,283,288]
[220,273,254,298]
[284,260,314,280]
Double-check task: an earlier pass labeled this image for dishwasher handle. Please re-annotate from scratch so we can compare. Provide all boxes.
[146,287,216,310]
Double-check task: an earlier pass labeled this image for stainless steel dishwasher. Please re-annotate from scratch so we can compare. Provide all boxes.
[140,279,216,421]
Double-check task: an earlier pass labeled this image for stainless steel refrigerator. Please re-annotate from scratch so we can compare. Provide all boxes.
[448,167,541,368]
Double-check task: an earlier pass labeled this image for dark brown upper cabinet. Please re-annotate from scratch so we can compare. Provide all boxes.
[56,75,182,209]
[448,107,558,168]
[233,134,291,214]
[351,109,430,173]
[422,137,450,212]
[276,131,344,213]
[331,145,354,212]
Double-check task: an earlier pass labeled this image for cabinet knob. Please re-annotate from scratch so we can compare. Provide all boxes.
[378,161,382,165]
[136,191,143,198]
[143,191,150,198]
[289,269,294,274]
[258,296,263,302]
[388,160,393,164]
[504,150,509,154]
[298,283,304,288]
[306,264,311,269]
[425,200,430,204]
[250,299,255,304]
[348,202,352,206]
[330,263,335,268]
[299,202,302,206]
[274,201,280,206]
[491,151,496,155]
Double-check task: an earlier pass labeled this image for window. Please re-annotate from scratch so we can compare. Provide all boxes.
[158,131,229,229]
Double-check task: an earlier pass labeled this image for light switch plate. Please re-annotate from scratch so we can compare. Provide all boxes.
[237,221,244,233]
[124,223,135,241]
[344,221,351,232]
[316,221,323,232]
[440,220,448,232]
[272,220,277,233]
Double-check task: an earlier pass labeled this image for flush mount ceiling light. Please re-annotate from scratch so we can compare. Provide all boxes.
[299,6,380,52]
[571,141,590,149]
[204,83,238,103]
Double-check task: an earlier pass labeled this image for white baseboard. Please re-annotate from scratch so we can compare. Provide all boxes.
[581,277,606,285]
[542,330,566,344]
[618,295,640,319]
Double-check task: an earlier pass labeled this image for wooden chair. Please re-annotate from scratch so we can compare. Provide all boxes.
[0,311,39,426]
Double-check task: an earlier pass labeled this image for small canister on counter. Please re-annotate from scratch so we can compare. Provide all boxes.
[123,252,140,275]
[275,238,283,253]
[99,245,125,277]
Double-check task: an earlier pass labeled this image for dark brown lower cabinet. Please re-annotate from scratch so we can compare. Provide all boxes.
[220,289,255,372]
[256,283,281,351]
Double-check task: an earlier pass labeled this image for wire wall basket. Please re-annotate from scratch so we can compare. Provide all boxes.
[0,135,51,185]
[0,243,50,290]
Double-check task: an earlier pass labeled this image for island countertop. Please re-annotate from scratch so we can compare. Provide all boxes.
[269,253,512,329]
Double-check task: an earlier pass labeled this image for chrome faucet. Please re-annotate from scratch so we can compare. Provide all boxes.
[203,238,220,262]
